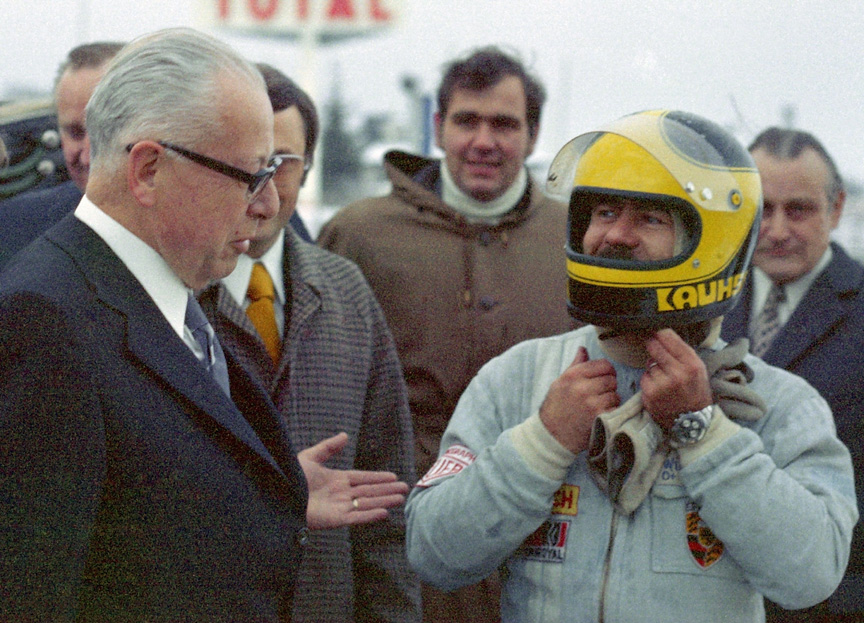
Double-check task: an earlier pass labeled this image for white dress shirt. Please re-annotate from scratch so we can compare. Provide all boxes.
[75,195,204,358]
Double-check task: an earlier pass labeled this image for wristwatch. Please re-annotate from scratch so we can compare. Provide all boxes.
[670,405,714,445]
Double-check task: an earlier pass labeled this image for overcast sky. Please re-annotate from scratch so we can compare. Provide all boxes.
[3,0,864,184]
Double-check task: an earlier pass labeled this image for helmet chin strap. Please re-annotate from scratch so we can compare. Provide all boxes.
[596,316,723,368]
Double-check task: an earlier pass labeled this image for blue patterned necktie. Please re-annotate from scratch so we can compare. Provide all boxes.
[185,294,231,397]
[750,284,786,358]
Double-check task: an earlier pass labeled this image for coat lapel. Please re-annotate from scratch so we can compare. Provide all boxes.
[766,279,842,368]
[124,313,289,474]
[766,245,864,369]
[204,230,324,391]
[286,232,323,342]
[48,216,291,479]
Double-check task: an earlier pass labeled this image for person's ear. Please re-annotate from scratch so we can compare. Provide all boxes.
[829,188,846,230]
[525,122,540,158]
[127,141,162,207]
[433,112,444,150]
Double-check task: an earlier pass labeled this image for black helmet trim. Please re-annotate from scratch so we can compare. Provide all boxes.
[567,186,703,276]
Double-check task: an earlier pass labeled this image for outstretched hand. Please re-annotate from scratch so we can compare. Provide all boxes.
[297,432,410,530]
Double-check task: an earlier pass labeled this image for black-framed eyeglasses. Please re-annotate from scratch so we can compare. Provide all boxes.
[126,141,282,202]
[273,153,311,175]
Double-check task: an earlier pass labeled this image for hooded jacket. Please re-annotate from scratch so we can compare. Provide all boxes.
[319,151,575,478]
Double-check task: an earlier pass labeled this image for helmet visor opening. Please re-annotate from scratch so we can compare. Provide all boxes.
[568,188,701,272]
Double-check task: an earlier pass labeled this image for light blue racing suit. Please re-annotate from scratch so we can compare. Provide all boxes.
[405,327,857,622]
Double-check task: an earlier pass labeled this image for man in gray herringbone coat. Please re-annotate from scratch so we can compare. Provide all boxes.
[199,65,420,623]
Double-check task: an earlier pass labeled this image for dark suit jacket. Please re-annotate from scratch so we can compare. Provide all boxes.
[0,180,82,269]
[722,241,864,612]
[0,180,312,269]
[200,231,420,623]
[0,215,309,622]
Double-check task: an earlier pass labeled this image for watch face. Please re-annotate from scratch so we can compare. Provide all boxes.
[672,407,712,445]
[673,416,706,443]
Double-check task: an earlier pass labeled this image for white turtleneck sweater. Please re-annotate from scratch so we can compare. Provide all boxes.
[440,161,528,224]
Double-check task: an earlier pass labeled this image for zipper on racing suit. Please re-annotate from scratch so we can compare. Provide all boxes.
[598,511,620,623]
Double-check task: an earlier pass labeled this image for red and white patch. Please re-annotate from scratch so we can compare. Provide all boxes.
[686,501,725,569]
[515,518,571,563]
[416,444,477,487]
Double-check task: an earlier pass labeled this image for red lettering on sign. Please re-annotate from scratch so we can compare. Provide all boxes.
[328,0,355,19]
[215,0,395,25]
[370,0,391,20]
[248,0,278,20]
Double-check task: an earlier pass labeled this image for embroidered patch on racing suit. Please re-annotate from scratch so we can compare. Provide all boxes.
[416,444,476,487]
[553,484,580,516]
[515,517,571,563]
[514,484,579,563]
[686,500,725,569]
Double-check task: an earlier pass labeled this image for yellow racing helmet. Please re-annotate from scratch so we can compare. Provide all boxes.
[547,109,762,329]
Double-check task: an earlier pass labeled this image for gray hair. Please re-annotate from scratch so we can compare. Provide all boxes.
[86,28,265,174]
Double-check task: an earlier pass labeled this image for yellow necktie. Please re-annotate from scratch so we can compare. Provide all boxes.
[246,263,281,364]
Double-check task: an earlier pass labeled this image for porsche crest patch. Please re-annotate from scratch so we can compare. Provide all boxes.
[686,501,724,569]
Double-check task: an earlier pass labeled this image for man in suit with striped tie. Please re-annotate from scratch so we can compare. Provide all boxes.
[721,127,864,622]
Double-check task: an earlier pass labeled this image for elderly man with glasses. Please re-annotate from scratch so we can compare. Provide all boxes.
[0,28,389,622]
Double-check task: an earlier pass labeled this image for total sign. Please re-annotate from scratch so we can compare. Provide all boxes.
[198,0,403,37]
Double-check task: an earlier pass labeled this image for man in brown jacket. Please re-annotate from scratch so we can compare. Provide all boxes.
[319,46,574,623]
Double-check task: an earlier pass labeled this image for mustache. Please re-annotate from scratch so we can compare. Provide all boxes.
[756,241,792,254]
[595,245,636,261]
